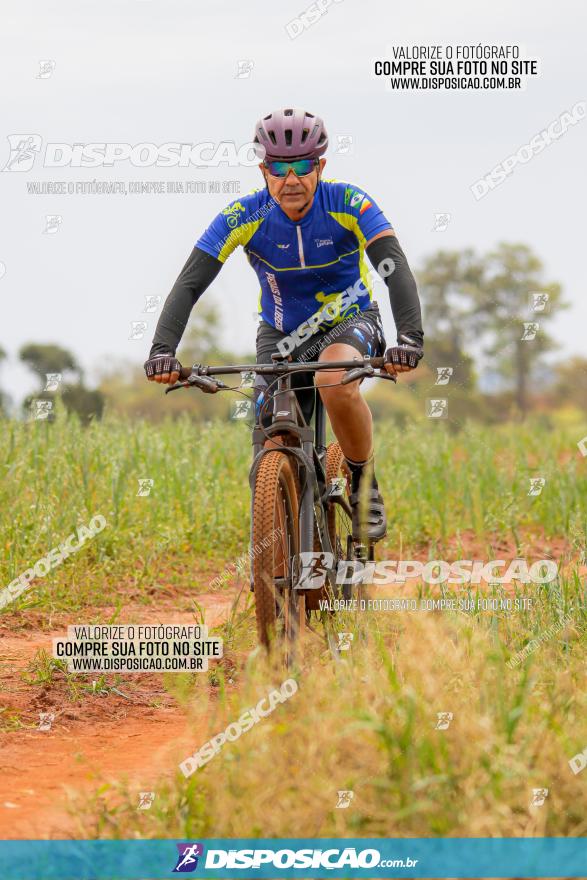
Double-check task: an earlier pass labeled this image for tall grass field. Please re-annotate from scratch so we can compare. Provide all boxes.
[1,412,586,840]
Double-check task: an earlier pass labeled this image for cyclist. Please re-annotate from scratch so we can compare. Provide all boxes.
[145,108,424,541]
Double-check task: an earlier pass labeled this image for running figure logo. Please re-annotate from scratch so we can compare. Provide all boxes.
[298,552,334,590]
[530,293,549,313]
[2,134,42,171]
[36,60,56,79]
[337,632,354,652]
[432,212,451,231]
[435,367,453,386]
[336,790,354,808]
[137,791,155,810]
[43,215,62,234]
[144,295,162,313]
[427,399,448,419]
[32,400,53,421]
[137,478,154,497]
[173,843,204,873]
[44,373,62,392]
[435,712,453,730]
[521,322,539,341]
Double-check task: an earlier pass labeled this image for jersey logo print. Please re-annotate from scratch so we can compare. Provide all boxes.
[344,186,365,209]
[221,201,246,228]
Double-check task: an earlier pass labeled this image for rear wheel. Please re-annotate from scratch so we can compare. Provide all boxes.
[252,450,304,663]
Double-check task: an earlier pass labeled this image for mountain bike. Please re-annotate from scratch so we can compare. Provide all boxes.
[167,353,395,665]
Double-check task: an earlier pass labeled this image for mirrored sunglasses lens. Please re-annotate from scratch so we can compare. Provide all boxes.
[266,160,315,177]
[292,160,314,176]
[267,162,289,177]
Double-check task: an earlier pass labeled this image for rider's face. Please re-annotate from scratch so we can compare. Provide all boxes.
[260,158,326,217]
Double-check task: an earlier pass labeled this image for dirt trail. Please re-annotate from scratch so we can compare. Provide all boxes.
[0,590,239,838]
[0,531,580,840]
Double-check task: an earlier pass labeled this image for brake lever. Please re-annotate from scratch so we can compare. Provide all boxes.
[165,375,227,394]
[341,365,374,385]
[379,371,397,383]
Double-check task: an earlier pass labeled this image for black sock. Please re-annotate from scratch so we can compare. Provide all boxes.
[345,454,378,494]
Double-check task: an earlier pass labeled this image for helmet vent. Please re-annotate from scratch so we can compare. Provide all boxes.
[263,114,272,120]
[268,130,277,146]
[284,108,294,116]
[301,128,309,143]
[284,129,292,146]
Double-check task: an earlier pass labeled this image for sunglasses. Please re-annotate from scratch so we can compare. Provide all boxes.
[263,158,318,178]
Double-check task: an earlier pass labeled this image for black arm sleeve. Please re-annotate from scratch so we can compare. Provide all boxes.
[366,234,424,348]
[148,247,223,357]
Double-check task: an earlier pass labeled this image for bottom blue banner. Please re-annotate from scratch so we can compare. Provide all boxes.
[0,838,585,879]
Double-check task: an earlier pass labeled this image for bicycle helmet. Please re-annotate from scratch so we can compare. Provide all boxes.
[253,108,328,161]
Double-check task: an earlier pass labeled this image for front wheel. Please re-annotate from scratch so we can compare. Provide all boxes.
[251,450,304,664]
[326,441,354,586]
[324,442,371,651]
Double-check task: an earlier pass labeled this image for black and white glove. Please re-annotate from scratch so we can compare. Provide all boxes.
[385,334,423,371]
[144,353,182,382]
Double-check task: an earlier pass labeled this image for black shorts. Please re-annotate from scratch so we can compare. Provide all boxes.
[254,302,386,426]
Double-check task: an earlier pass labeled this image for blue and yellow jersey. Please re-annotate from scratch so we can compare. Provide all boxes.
[195,180,393,334]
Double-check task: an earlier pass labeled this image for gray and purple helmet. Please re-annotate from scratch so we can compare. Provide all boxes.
[253,108,328,161]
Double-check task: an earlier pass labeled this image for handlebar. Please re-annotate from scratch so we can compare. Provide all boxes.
[166,356,393,394]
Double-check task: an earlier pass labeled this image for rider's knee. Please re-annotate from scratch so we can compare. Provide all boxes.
[315,371,358,403]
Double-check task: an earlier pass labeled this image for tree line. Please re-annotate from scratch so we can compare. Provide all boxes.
[1,241,584,423]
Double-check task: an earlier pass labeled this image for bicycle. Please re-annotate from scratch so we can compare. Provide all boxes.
[167,352,396,665]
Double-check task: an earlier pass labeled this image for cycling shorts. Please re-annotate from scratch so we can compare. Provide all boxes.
[253,302,386,427]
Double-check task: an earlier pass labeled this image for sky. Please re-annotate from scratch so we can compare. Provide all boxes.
[0,0,585,402]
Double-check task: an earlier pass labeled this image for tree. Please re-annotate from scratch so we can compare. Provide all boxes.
[60,385,104,425]
[98,302,256,422]
[470,243,566,416]
[19,342,103,423]
[177,301,255,367]
[552,356,587,410]
[415,249,485,392]
[18,343,81,386]
[416,248,486,359]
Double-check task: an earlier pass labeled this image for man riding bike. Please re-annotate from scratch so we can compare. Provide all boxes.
[144,107,424,542]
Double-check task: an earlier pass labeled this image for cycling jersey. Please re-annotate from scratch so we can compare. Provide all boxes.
[195,180,392,335]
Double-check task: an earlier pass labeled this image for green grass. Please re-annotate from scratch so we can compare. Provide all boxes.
[71,572,587,838]
[1,413,585,617]
[1,412,586,838]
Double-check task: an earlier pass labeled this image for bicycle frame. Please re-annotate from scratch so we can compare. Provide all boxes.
[167,353,387,595]
[248,355,355,594]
